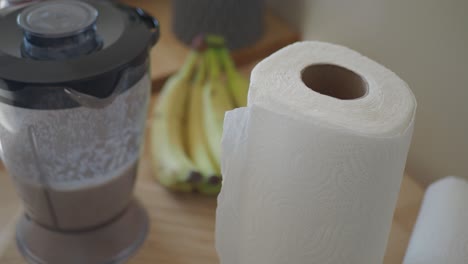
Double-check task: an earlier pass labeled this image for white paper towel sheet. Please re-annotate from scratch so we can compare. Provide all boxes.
[216,41,416,264]
[403,177,468,264]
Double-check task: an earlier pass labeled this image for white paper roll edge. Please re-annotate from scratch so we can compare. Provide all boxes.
[216,41,416,264]
[249,41,415,137]
[403,176,468,264]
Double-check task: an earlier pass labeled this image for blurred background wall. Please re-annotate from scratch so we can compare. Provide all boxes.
[266,0,468,184]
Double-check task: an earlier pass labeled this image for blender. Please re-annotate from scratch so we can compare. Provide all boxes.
[0,0,159,263]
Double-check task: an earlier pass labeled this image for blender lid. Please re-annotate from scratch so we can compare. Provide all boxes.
[17,0,98,38]
[0,0,159,108]
[17,0,104,60]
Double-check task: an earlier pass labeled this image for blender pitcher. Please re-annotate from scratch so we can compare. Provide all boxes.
[0,0,159,263]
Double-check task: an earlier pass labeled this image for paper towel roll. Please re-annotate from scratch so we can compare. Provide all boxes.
[403,176,468,264]
[216,41,416,264]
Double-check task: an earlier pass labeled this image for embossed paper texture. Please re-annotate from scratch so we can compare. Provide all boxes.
[216,41,416,264]
[403,177,468,264]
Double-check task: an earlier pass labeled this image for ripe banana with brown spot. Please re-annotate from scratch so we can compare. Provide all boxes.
[150,51,202,191]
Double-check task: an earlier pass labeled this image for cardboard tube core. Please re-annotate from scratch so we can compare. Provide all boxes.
[301,64,368,100]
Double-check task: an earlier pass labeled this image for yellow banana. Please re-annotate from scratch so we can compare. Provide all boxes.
[202,48,236,172]
[186,51,220,194]
[151,36,244,195]
[218,47,249,107]
[150,51,201,191]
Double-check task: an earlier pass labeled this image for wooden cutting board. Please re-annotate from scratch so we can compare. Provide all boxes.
[0,62,425,263]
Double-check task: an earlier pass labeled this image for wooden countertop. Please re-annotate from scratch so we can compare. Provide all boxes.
[0,160,425,264]
[120,0,300,89]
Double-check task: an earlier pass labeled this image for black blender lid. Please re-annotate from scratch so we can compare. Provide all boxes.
[17,0,98,38]
[16,0,106,61]
[0,0,158,93]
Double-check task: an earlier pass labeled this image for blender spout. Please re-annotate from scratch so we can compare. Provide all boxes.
[64,73,129,109]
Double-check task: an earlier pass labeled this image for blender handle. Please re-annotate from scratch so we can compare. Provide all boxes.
[135,8,160,47]
[64,73,128,109]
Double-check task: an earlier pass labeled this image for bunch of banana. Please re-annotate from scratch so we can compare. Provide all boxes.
[150,36,248,194]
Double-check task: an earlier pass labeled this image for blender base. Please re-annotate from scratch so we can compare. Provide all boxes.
[16,200,149,264]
